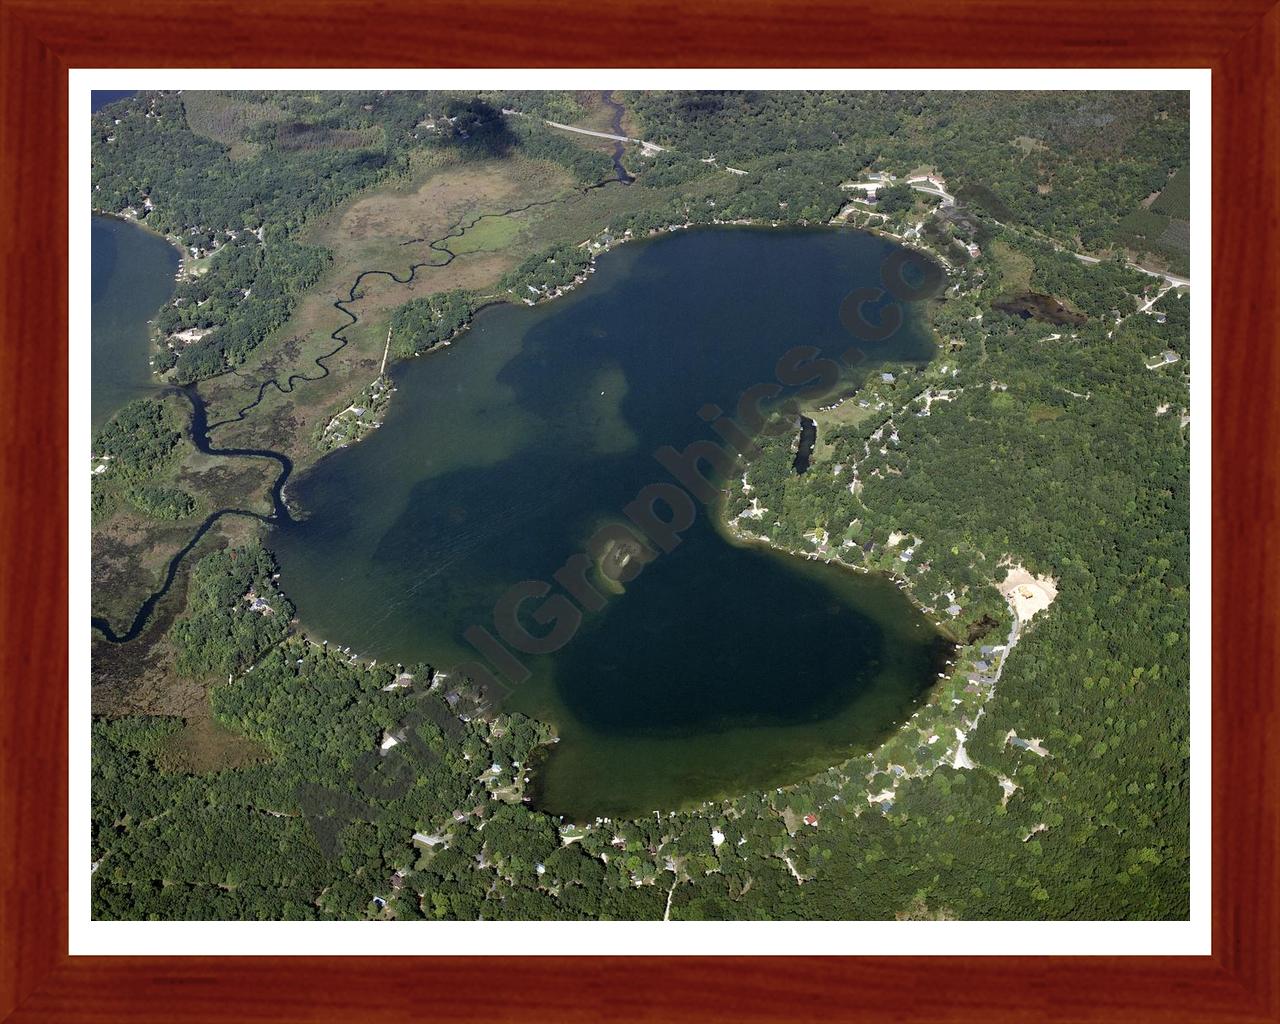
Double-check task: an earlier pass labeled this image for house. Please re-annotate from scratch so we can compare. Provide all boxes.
[966,242,981,258]
[803,814,819,826]
[880,372,896,384]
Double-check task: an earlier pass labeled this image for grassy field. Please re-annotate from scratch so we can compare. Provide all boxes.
[198,147,727,466]
[802,389,881,464]
[1011,135,1048,156]
[988,239,1035,294]
[156,714,269,773]
[447,212,524,254]
[181,92,287,160]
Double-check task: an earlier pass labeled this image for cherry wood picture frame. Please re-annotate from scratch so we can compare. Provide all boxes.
[2,1,1276,1020]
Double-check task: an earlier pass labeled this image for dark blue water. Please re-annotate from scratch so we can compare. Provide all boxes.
[270,226,948,816]
[92,90,136,113]
[91,214,180,433]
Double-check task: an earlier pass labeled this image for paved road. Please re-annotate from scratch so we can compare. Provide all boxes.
[542,119,665,154]
[845,178,956,207]
[905,176,956,206]
[911,176,1190,288]
[527,130,1197,290]
[1064,248,1190,288]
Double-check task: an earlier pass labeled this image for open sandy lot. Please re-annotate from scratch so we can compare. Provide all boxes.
[998,563,1059,624]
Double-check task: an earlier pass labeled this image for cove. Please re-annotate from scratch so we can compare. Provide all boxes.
[270,226,951,818]
[91,214,180,432]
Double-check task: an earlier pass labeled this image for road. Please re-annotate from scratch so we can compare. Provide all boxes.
[1066,248,1190,288]
[844,177,956,207]
[516,119,1195,290]
[853,175,1192,288]
[540,119,665,155]
[905,176,956,206]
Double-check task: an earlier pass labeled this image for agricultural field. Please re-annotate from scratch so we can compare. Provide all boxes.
[1115,165,1190,275]
[1150,166,1190,219]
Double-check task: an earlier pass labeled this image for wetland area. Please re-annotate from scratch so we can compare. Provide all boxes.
[94,217,952,819]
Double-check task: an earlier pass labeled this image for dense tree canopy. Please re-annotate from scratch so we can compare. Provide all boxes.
[92,89,1190,922]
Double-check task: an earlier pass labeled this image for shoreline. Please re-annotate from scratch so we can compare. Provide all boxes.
[273,218,924,510]
[299,216,949,469]
[100,202,1018,819]
[92,207,192,269]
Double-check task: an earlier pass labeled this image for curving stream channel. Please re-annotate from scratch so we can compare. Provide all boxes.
[93,95,637,644]
[93,96,953,816]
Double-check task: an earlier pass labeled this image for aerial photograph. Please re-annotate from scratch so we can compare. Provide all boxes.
[89,88,1191,922]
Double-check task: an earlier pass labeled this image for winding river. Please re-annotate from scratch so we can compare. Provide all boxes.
[600,90,634,184]
[93,133,638,642]
[93,124,953,816]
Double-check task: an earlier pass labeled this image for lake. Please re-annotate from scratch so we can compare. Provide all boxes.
[271,226,951,818]
[92,90,137,112]
[91,214,179,433]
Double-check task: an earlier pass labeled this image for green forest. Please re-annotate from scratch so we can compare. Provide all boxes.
[627,90,1189,262]
[388,290,476,357]
[727,247,1189,918]
[92,91,619,385]
[91,396,198,522]
[91,89,1191,922]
